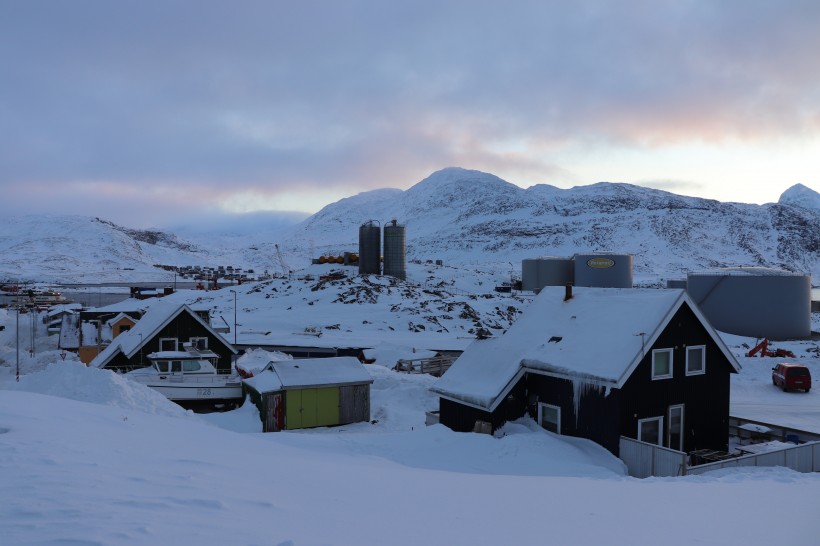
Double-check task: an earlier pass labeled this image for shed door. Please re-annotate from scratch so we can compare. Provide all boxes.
[300,389,318,428]
[316,387,340,426]
[285,390,302,429]
[263,393,284,432]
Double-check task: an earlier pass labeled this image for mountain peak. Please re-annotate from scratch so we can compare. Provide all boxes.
[779,183,820,210]
[411,167,514,190]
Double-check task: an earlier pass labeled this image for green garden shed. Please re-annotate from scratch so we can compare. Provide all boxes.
[243,356,374,432]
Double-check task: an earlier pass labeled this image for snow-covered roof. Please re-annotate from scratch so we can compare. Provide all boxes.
[433,286,741,411]
[90,301,236,368]
[244,356,373,393]
[59,313,81,349]
[46,303,82,318]
[85,298,149,314]
[147,349,219,360]
[235,348,292,376]
[688,267,805,277]
[229,330,473,353]
[106,312,137,327]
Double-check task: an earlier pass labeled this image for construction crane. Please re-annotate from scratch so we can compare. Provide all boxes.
[274,244,292,278]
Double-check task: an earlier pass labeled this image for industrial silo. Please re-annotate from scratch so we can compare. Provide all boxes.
[383,219,406,280]
[358,220,381,275]
[522,257,575,292]
[573,253,633,288]
[522,259,541,292]
[686,267,811,339]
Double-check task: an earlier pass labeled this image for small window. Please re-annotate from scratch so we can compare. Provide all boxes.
[686,346,705,376]
[638,416,663,446]
[538,403,561,434]
[652,349,673,380]
[171,361,182,373]
[189,337,208,350]
[183,361,201,372]
[120,325,131,332]
[156,362,169,373]
[160,338,178,352]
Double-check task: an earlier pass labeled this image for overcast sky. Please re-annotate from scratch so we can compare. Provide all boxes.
[2,1,819,228]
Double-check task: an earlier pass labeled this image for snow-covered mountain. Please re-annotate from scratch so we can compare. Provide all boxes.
[0,216,217,283]
[780,183,820,211]
[283,168,820,280]
[2,169,819,283]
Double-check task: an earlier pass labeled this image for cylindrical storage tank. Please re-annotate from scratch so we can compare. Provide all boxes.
[686,268,811,339]
[538,257,575,288]
[522,259,540,292]
[573,253,633,288]
[358,221,381,275]
[522,257,575,292]
[383,220,406,280]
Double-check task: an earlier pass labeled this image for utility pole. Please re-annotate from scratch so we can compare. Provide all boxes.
[15,307,19,382]
[229,290,237,345]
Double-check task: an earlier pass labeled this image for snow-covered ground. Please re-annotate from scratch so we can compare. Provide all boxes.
[1,295,820,544]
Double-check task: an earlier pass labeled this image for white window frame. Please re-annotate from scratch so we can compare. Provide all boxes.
[537,402,561,434]
[189,337,208,350]
[651,348,674,380]
[667,404,685,452]
[685,345,706,376]
[159,337,178,352]
[638,416,664,446]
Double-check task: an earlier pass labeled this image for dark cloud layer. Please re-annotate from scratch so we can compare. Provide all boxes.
[2,1,819,226]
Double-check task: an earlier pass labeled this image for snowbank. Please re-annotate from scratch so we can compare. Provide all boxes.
[9,361,191,418]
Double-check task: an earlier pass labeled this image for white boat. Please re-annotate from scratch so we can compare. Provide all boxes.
[127,345,243,408]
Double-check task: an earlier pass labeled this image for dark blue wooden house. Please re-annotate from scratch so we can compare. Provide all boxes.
[432,286,741,456]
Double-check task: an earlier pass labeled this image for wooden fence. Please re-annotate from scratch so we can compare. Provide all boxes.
[394,356,457,377]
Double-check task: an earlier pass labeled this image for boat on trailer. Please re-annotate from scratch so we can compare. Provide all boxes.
[126,345,243,410]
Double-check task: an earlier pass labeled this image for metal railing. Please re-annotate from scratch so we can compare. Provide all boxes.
[686,441,820,475]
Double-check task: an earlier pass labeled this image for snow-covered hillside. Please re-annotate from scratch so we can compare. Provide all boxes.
[283,169,820,281]
[2,170,819,283]
[0,215,217,283]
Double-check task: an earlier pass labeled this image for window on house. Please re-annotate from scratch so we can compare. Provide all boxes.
[159,338,178,352]
[189,337,208,350]
[638,416,663,446]
[686,346,705,376]
[652,348,673,380]
[120,325,131,332]
[668,405,684,452]
[538,403,561,434]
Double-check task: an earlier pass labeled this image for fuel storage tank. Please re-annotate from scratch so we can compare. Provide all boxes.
[358,220,381,275]
[573,253,633,288]
[522,257,574,292]
[686,267,811,339]
[383,219,406,280]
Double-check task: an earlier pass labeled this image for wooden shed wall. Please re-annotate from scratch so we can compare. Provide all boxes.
[339,384,370,424]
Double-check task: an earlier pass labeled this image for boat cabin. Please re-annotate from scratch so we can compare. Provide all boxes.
[147,346,220,376]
